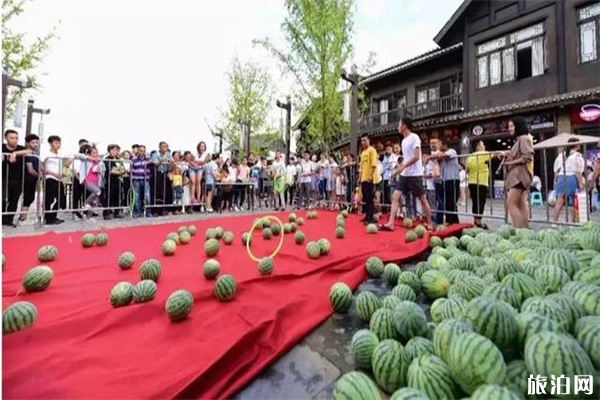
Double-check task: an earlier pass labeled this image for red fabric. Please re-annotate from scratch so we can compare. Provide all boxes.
[2,212,468,399]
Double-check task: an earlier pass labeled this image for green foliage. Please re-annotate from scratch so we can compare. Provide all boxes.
[2,0,59,111]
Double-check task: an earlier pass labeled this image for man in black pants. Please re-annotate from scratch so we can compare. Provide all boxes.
[358,134,379,225]
[20,134,41,223]
[2,130,32,227]
[103,144,124,219]
[72,139,90,219]
[43,136,65,225]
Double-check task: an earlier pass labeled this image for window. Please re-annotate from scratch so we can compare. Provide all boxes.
[476,22,546,88]
[578,2,600,63]
[416,76,462,115]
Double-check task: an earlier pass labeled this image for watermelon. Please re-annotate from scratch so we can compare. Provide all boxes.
[383,264,401,287]
[404,337,434,362]
[370,308,398,341]
[397,271,420,294]
[351,329,380,370]
[372,339,409,393]
[222,231,234,245]
[22,265,53,292]
[564,281,600,316]
[271,223,281,236]
[341,210,349,218]
[355,291,382,322]
[336,227,345,239]
[421,270,450,299]
[432,318,473,364]
[545,293,587,329]
[414,262,430,278]
[165,289,193,321]
[132,280,157,303]
[214,227,224,239]
[504,359,529,397]
[205,228,217,240]
[471,385,520,400]
[407,354,457,400]
[161,239,177,256]
[439,296,468,321]
[392,301,429,342]
[318,238,331,255]
[367,224,378,234]
[482,282,522,309]
[501,273,543,301]
[262,228,273,240]
[81,233,95,248]
[405,231,418,243]
[391,284,416,302]
[95,233,109,246]
[515,312,567,348]
[118,252,135,270]
[139,259,161,282]
[294,231,305,244]
[573,266,600,286]
[542,249,581,278]
[306,241,321,259]
[258,257,274,275]
[288,213,297,223]
[534,264,570,293]
[414,225,427,238]
[429,236,443,248]
[297,217,304,226]
[429,298,447,323]
[580,231,600,251]
[179,231,191,244]
[461,296,517,351]
[333,371,381,400]
[575,249,598,267]
[242,232,252,246]
[490,259,522,281]
[366,256,384,278]
[178,226,189,234]
[283,223,292,234]
[428,254,449,270]
[383,295,402,310]
[109,282,134,307]
[203,259,220,279]
[329,282,352,313]
[448,332,507,395]
[389,388,428,400]
[214,274,236,301]
[520,297,570,329]
[2,301,37,334]
[524,332,595,395]
[204,238,220,257]
[187,225,197,236]
[443,236,460,248]
[37,245,57,262]
[403,218,413,228]
[574,316,600,369]
[336,218,345,229]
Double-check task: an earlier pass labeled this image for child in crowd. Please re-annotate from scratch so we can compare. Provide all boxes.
[334,167,346,210]
[353,186,362,214]
[169,166,184,214]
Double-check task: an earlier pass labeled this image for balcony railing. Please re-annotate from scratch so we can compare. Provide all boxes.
[359,93,463,133]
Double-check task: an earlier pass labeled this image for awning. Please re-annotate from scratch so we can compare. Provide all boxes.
[533,132,599,149]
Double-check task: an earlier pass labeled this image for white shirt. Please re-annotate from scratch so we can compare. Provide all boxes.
[425,160,435,190]
[300,160,313,183]
[401,133,424,176]
[554,151,584,176]
[286,164,297,185]
[318,160,329,179]
[532,176,542,191]
[44,152,62,181]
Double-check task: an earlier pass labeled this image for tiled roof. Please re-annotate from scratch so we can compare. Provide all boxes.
[360,43,463,85]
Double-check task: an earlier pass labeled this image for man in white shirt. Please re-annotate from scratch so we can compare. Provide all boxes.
[286,156,298,207]
[298,151,313,209]
[381,117,433,231]
[43,135,65,225]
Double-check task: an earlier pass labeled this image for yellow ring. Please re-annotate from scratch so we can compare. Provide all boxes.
[246,216,285,263]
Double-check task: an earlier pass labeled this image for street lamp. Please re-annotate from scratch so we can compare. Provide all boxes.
[25,99,51,138]
[276,95,292,162]
[2,69,33,133]
[341,65,359,157]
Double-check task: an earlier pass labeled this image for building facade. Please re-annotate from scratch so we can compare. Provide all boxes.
[335,0,600,184]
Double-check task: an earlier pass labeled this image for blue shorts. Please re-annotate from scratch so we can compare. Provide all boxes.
[205,183,214,192]
[188,167,203,177]
[555,175,578,197]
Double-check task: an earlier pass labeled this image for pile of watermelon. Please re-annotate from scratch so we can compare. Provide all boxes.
[332,222,600,400]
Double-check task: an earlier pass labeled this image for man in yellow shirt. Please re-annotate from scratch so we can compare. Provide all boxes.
[358,134,380,224]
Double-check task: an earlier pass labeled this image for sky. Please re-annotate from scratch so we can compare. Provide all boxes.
[6,0,463,156]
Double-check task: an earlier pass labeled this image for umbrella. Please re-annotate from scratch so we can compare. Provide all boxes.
[533,133,599,149]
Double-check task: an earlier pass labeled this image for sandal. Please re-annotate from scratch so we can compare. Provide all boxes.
[379,224,394,232]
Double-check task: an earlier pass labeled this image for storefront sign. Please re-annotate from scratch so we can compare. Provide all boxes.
[418,126,460,143]
[470,113,554,137]
[579,104,600,122]
[472,125,483,136]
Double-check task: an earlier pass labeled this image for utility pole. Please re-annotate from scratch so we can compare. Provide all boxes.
[341,65,359,157]
[2,69,33,133]
[25,99,51,137]
[240,119,251,157]
[276,95,292,162]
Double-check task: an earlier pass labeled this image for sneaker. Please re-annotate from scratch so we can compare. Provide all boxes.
[207,208,214,213]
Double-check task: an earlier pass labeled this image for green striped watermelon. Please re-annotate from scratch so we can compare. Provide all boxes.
[384,264,401,287]
[429,298,447,323]
[524,332,595,396]
[118,252,135,270]
[429,236,443,248]
[448,276,485,301]
[351,329,380,370]
[366,256,384,277]
[370,308,398,341]
[161,239,177,256]
[204,238,220,257]
[95,233,109,246]
[427,254,449,270]
[262,228,273,240]
[367,224,378,234]
[187,225,197,236]
[283,223,292,234]
[110,282,134,307]
[491,259,522,281]
[3,301,37,334]
[242,232,252,246]
[545,293,587,329]
[392,301,429,343]
[389,388,428,400]
[179,231,191,244]
[471,385,520,400]
[214,227,224,239]
[205,228,217,240]
[432,318,473,364]
[355,291,382,322]
[333,371,381,400]
[534,264,570,293]
[504,359,529,397]
[258,257,274,275]
[336,227,345,238]
[139,259,161,282]
[542,249,581,278]
[222,231,234,245]
[294,231,305,244]
[448,332,507,395]
[81,233,95,248]
[22,265,53,292]
[515,312,567,348]
[203,259,220,279]
[296,217,304,226]
[270,223,281,236]
[288,213,297,223]
[214,275,236,301]
[397,271,420,294]
[575,249,599,267]
[482,282,522,309]
[329,283,352,313]
[574,316,600,369]
[383,295,401,310]
[439,296,467,321]
[37,245,57,262]
[573,266,600,286]
[461,296,517,351]
[166,232,180,244]
[165,289,193,321]
[414,262,430,278]
[404,337,434,362]
[501,273,543,301]
[420,270,450,299]
[407,354,457,400]
[372,339,409,393]
[579,231,600,251]
[306,241,321,259]
[132,280,157,303]
[391,284,417,302]
[520,297,570,329]
[317,238,331,255]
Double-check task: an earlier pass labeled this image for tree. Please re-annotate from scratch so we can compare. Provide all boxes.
[220,56,275,148]
[2,0,59,112]
[254,0,354,151]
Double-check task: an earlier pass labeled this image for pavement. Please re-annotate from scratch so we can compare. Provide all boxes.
[2,201,598,399]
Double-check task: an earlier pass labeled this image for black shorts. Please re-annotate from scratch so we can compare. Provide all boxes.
[396,176,424,197]
[23,179,37,207]
[206,184,214,192]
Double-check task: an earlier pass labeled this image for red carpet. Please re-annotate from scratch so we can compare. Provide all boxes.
[2,212,468,399]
